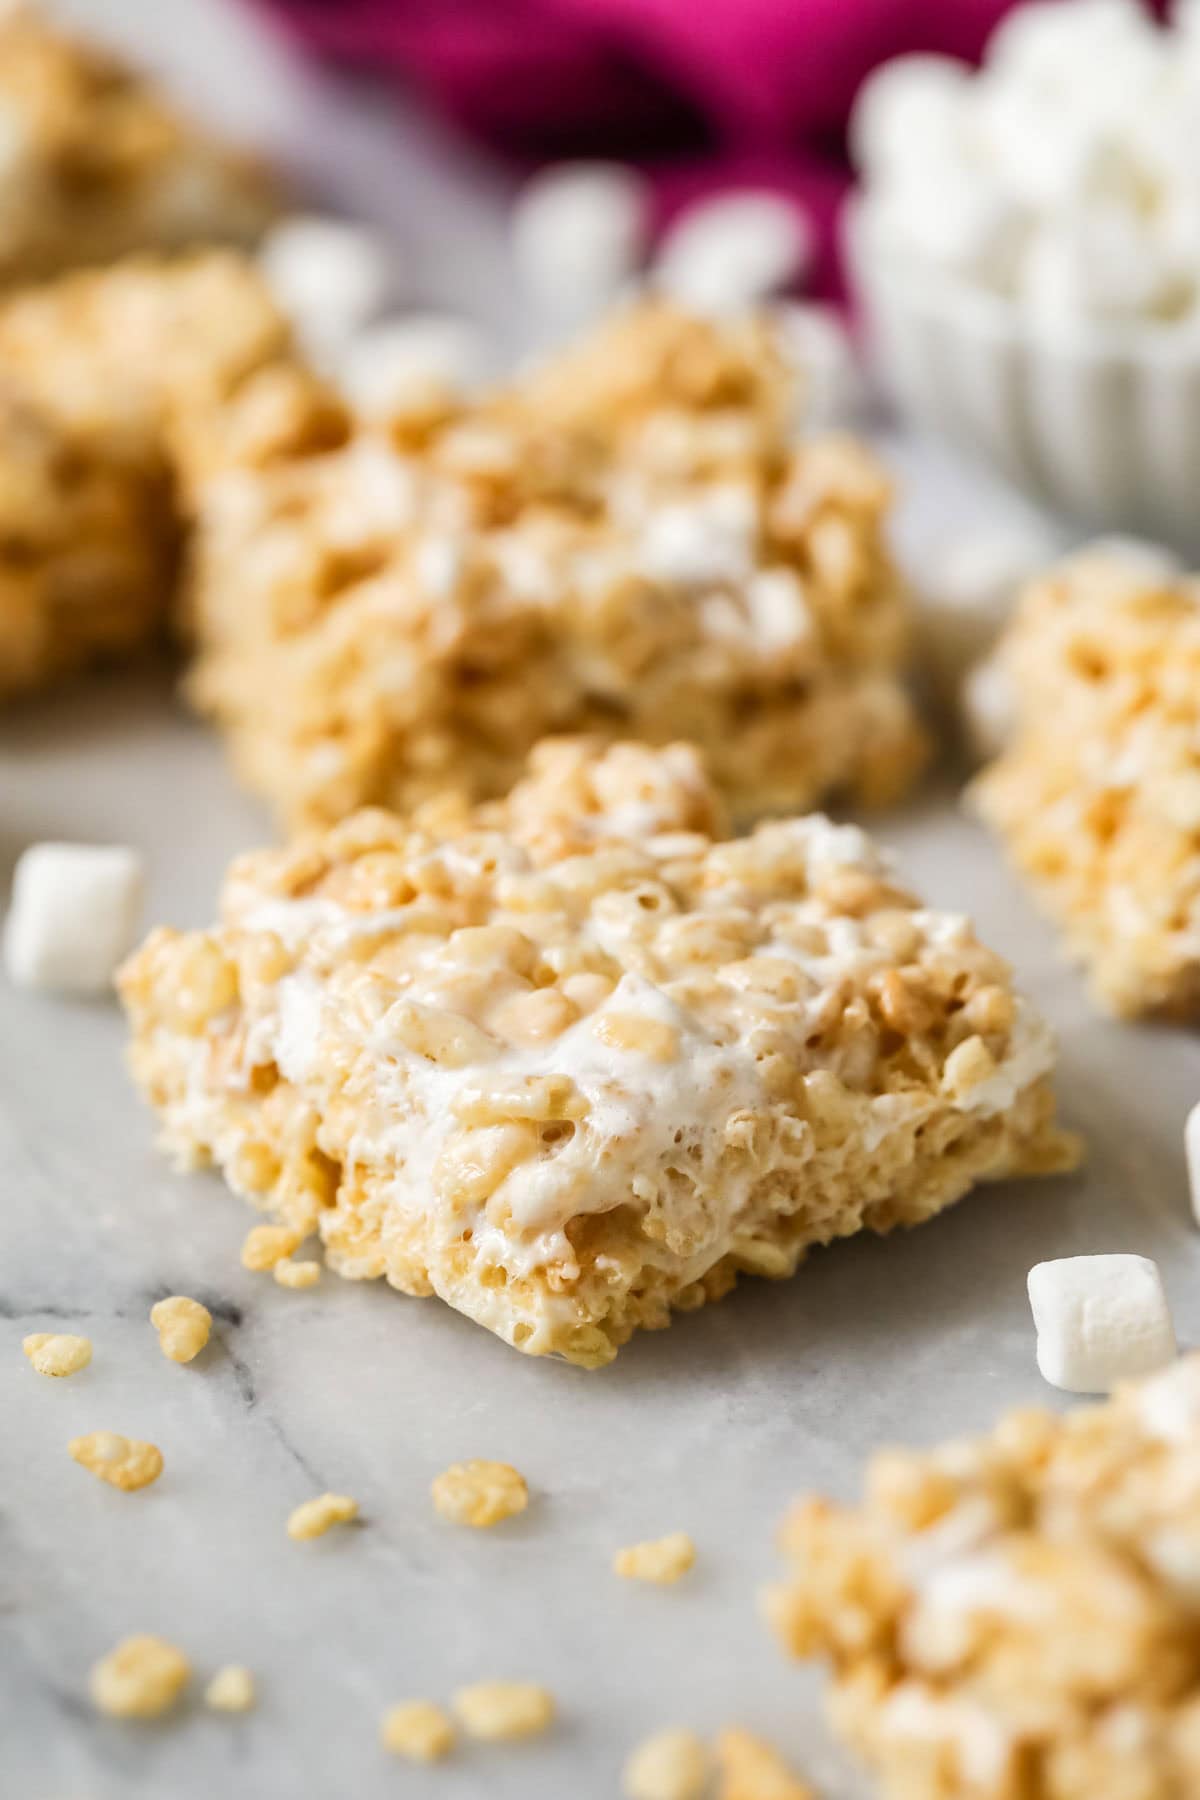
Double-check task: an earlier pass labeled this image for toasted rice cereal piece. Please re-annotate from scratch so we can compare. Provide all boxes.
[69,1432,163,1491]
[150,1295,212,1363]
[431,1460,529,1529]
[623,1728,710,1800]
[90,1635,190,1719]
[22,1332,92,1377]
[452,1680,555,1742]
[120,738,1077,1368]
[241,1224,303,1271]
[380,1699,456,1762]
[205,1664,256,1713]
[286,1492,359,1541]
[0,9,274,289]
[768,1352,1200,1800]
[613,1531,696,1584]
[185,299,925,832]
[274,1257,322,1289]
[972,546,1200,1017]
[715,1727,814,1799]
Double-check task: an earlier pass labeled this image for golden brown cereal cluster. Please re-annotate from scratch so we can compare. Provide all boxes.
[69,1431,164,1491]
[22,1331,92,1377]
[0,9,275,289]
[120,738,1076,1369]
[768,1353,1200,1800]
[452,1680,555,1742]
[184,299,927,831]
[613,1532,696,1584]
[150,1295,212,1363]
[0,251,343,701]
[431,1460,529,1528]
[90,1634,191,1719]
[286,1492,359,1541]
[972,547,1200,1018]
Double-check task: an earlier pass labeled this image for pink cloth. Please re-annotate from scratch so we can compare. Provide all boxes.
[249,0,1159,300]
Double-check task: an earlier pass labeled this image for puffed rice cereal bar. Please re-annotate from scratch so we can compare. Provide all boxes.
[972,547,1200,1018]
[768,1352,1200,1800]
[119,739,1075,1367]
[0,251,345,699]
[0,7,275,289]
[184,299,927,831]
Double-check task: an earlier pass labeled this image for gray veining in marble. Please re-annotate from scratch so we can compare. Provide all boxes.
[4,5,1200,1796]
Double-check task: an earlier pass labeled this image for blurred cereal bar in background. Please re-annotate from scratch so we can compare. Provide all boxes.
[185,300,927,831]
[768,1353,1200,1800]
[0,4,276,289]
[119,737,1075,1369]
[971,543,1200,1020]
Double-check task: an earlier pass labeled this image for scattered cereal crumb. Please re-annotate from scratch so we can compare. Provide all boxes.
[240,1224,302,1271]
[273,1257,321,1289]
[286,1492,359,1541]
[623,1728,710,1800]
[452,1680,555,1742]
[90,1634,190,1719]
[150,1295,212,1363]
[23,1332,92,1377]
[380,1698,455,1762]
[69,1432,163,1491]
[205,1664,256,1713]
[613,1531,696,1584]
[715,1727,813,1799]
[432,1459,528,1528]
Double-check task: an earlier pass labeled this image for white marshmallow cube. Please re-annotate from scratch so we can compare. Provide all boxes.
[5,843,144,995]
[654,192,812,316]
[918,520,1063,700]
[511,161,648,313]
[336,313,489,418]
[849,54,971,179]
[259,213,393,355]
[960,657,1017,763]
[1027,1254,1177,1394]
[1185,1101,1200,1226]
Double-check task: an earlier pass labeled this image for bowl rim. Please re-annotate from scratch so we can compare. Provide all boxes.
[844,194,1200,370]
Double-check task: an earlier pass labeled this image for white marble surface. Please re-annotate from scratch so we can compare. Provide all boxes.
[4,5,1200,1798]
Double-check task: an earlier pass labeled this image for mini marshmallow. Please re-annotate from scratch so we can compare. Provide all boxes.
[849,54,971,179]
[771,301,861,428]
[1027,1254,1177,1394]
[917,520,1063,700]
[336,313,489,418]
[985,1,1154,96]
[511,161,648,313]
[960,658,1016,763]
[654,192,812,316]
[1185,1101,1200,1227]
[258,214,393,355]
[873,163,1023,284]
[5,843,144,995]
[1020,207,1181,328]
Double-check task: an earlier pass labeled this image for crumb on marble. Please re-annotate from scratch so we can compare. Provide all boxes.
[613,1531,696,1585]
[380,1698,456,1762]
[69,1431,163,1491]
[623,1728,710,1800]
[205,1664,256,1713]
[241,1224,303,1271]
[431,1459,529,1529]
[90,1634,190,1719]
[22,1331,92,1377]
[452,1680,555,1742]
[273,1257,321,1289]
[150,1295,212,1363]
[286,1492,359,1541]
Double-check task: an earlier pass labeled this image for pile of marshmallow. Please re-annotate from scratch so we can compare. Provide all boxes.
[855,0,1200,330]
[254,166,855,427]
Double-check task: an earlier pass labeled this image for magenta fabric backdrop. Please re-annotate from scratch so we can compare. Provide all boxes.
[249,0,1164,300]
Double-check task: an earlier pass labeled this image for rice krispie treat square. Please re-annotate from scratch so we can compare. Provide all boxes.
[769,1353,1200,1800]
[971,547,1200,1018]
[184,301,928,831]
[0,251,345,699]
[0,7,275,288]
[119,739,1076,1368]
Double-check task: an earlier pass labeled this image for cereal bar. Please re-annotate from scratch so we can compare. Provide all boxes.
[972,546,1200,1018]
[119,739,1075,1368]
[0,7,275,289]
[185,301,927,831]
[768,1353,1200,1799]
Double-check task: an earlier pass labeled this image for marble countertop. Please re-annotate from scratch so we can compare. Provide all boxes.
[5,5,1200,1797]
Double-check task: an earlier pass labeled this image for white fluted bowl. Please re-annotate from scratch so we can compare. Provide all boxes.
[848,200,1200,556]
